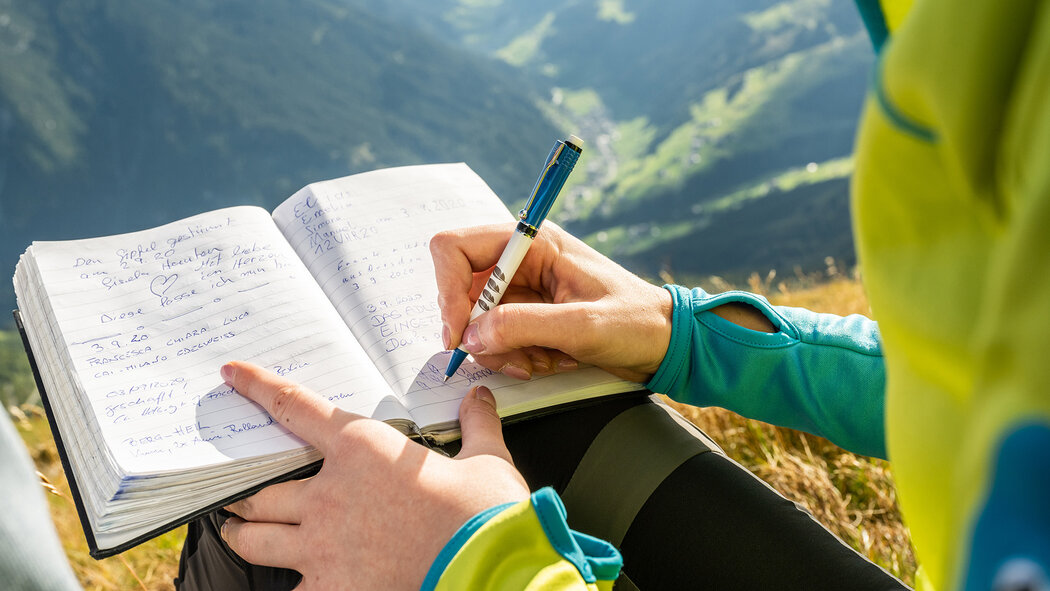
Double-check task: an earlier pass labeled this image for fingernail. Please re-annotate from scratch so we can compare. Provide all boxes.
[500,363,531,381]
[220,519,230,543]
[533,358,551,374]
[473,386,497,409]
[441,323,451,350]
[462,323,484,354]
[557,358,578,371]
[220,363,235,384]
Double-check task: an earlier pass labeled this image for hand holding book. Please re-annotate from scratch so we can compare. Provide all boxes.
[218,361,528,590]
[14,163,643,556]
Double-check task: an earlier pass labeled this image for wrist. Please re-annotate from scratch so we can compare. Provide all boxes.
[637,283,675,380]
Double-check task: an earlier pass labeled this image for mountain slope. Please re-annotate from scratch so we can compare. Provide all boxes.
[0,0,878,313]
[363,0,874,279]
[570,32,871,279]
[0,0,559,313]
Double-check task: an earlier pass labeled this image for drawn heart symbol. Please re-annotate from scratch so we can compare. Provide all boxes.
[150,274,178,297]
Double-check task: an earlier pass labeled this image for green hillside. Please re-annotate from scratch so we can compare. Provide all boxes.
[570,33,870,279]
[356,0,874,280]
[384,0,864,123]
[0,0,559,316]
[0,0,876,317]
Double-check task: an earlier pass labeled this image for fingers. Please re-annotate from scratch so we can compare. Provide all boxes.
[469,348,536,381]
[460,302,597,359]
[431,224,518,349]
[431,224,520,272]
[545,349,578,373]
[221,516,302,570]
[457,386,513,463]
[470,346,571,380]
[221,361,354,453]
[225,478,308,525]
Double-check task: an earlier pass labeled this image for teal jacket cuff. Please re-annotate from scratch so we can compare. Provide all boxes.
[646,285,888,458]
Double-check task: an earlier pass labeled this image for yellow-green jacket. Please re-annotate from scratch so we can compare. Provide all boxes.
[853,0,1050,589]
[423,487,620,590]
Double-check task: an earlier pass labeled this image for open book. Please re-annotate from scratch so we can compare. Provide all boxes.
[13,163,642,558]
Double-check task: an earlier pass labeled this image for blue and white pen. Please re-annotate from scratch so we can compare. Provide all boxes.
[443,135,584,381]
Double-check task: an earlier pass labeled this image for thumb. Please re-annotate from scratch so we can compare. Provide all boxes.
[457,386,513,463]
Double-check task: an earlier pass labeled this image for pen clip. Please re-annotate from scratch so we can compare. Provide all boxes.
[519,142,566,220]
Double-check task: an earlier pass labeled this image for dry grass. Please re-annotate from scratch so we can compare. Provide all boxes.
[11,268,916,588]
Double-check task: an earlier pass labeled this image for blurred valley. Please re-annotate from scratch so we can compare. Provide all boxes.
[0,0,873,317]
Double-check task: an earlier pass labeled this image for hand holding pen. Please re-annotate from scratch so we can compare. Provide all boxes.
[431,138,675,385]
[441,136,585,381]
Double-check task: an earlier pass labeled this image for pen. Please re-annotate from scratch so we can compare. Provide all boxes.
[443,135,584,381]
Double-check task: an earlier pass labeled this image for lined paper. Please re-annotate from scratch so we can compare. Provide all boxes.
[272,164,642,431]
[24,207,392,474]
[272,164,514,396]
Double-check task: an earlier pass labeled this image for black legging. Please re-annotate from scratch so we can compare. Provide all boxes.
[175,395,908,590]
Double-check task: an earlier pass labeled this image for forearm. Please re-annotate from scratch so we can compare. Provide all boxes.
[646,285,887,458]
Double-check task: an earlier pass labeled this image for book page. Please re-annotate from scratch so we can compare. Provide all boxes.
[24,207,396,474]
[271,163,514,396]
[398,351,644,434]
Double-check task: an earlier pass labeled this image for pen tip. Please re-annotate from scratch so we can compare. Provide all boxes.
[442,376,450,382]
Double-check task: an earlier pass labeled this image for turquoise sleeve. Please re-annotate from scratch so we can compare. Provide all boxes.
[645,285,888,459]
